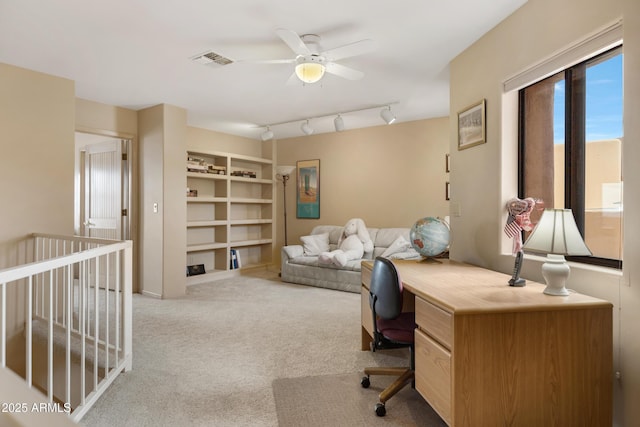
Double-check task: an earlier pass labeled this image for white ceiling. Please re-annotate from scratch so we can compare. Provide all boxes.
[0,0,527,140]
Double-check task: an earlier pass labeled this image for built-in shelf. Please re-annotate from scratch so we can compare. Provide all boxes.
[187,197,227,203]
[230,238,273,247]
[187,171,227,180]
[187,220,228,227]
[230,197,272,204]
[230,177,273,185]
[230,219,272,226]
[187,242,228,252]
[186,149,274,283]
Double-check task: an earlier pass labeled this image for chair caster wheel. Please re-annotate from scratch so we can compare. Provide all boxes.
[360,376,370,388]
[375,403,386,417]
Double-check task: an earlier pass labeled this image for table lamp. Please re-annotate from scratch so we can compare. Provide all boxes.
[522,209,592,296]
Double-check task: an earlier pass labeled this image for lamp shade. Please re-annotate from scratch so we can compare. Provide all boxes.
[523,209,592,256]
[275,165,296,178]
[295,59,325,83]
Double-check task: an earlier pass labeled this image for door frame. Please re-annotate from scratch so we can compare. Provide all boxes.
[75,128,139,292]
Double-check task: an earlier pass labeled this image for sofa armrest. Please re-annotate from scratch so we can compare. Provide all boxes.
[281,245,304,260]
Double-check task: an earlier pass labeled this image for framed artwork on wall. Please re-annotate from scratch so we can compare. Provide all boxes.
[296,159,320,219]
[457,99,486,150]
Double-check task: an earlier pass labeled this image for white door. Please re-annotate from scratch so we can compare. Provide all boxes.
[81,139,127,240]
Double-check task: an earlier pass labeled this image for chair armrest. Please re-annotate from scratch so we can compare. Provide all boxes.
[281,245,304,260]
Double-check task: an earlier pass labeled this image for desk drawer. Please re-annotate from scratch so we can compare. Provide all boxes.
[361,264,372,290]
[415,328,451,425]
[361,287,373,337]
[415,297,452,349]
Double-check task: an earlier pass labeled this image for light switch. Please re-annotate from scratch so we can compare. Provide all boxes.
[153,203,158,213]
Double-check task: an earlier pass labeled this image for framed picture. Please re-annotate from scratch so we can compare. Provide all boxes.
[296,159,320,219]
[457,99,486,150]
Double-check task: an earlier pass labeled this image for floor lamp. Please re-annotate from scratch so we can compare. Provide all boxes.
[275,165,296,245]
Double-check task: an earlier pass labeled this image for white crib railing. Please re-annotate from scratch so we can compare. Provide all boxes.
[0,233,132,422]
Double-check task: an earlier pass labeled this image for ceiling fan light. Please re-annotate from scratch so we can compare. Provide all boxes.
[301,120,314,135]
[295,61,326,84]
[334,115,345,132]
[380,106,396,125]
[261,127,274,141]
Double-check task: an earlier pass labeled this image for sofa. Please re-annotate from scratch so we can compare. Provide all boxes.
[280,225,421,293]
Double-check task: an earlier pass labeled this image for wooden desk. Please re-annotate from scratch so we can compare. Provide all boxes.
[361,259,612,426]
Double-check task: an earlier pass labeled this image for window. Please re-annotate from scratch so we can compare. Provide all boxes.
[519,46,623,269]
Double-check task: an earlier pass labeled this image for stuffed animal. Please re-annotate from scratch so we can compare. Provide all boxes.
[319,218,373,267]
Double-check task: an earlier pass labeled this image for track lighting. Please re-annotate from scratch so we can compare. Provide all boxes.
[261,127,274,141]
[258,102,398,139]
[301,120,314,135]
[380,106,396,125]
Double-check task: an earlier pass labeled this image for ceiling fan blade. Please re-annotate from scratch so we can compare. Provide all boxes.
[275,28,311,56]
[321,39,375,61]
[285,72,302,86]
[324,62,365,80]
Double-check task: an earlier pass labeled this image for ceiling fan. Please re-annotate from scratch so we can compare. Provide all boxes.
[255,28,375,84]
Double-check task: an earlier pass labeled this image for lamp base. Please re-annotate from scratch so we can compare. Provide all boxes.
[541,254,571,296]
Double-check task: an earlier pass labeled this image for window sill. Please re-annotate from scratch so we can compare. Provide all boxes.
[522,253,623,277]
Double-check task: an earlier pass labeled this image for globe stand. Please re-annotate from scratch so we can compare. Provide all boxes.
[417,257,443,264]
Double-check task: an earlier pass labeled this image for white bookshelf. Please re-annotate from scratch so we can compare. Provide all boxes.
[186,150,274,284]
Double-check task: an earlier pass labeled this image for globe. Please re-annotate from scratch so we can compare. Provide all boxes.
[409,217,450,258]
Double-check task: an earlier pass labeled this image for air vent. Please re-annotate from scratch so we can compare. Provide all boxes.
[191,51,233,66]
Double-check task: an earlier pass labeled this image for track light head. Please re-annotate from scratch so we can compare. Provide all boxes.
[380,106,396,125]
[261,127,274,141]
[301,120,314,135]
[334,115,345,132]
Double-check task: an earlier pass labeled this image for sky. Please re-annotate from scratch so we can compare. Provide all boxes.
[553,52,623,143]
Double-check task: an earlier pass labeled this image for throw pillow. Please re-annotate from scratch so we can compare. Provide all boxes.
[388,248,422,260]
[381,235,411,258]
[300,233,330,256]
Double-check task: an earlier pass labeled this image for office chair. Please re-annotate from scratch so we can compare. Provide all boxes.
[360,256,415,417]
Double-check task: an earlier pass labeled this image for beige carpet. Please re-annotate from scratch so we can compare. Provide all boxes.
[80,269,446,426]
[273,372,446,427]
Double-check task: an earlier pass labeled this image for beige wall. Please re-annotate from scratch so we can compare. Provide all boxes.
[0,62,75,373]
[449,0,638,424]
[163,105,188,298]
[0,63,75,262]
[275,118,449,254]
[139,104,187,298]
[187,126,267,158]
[75,98,138,137]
